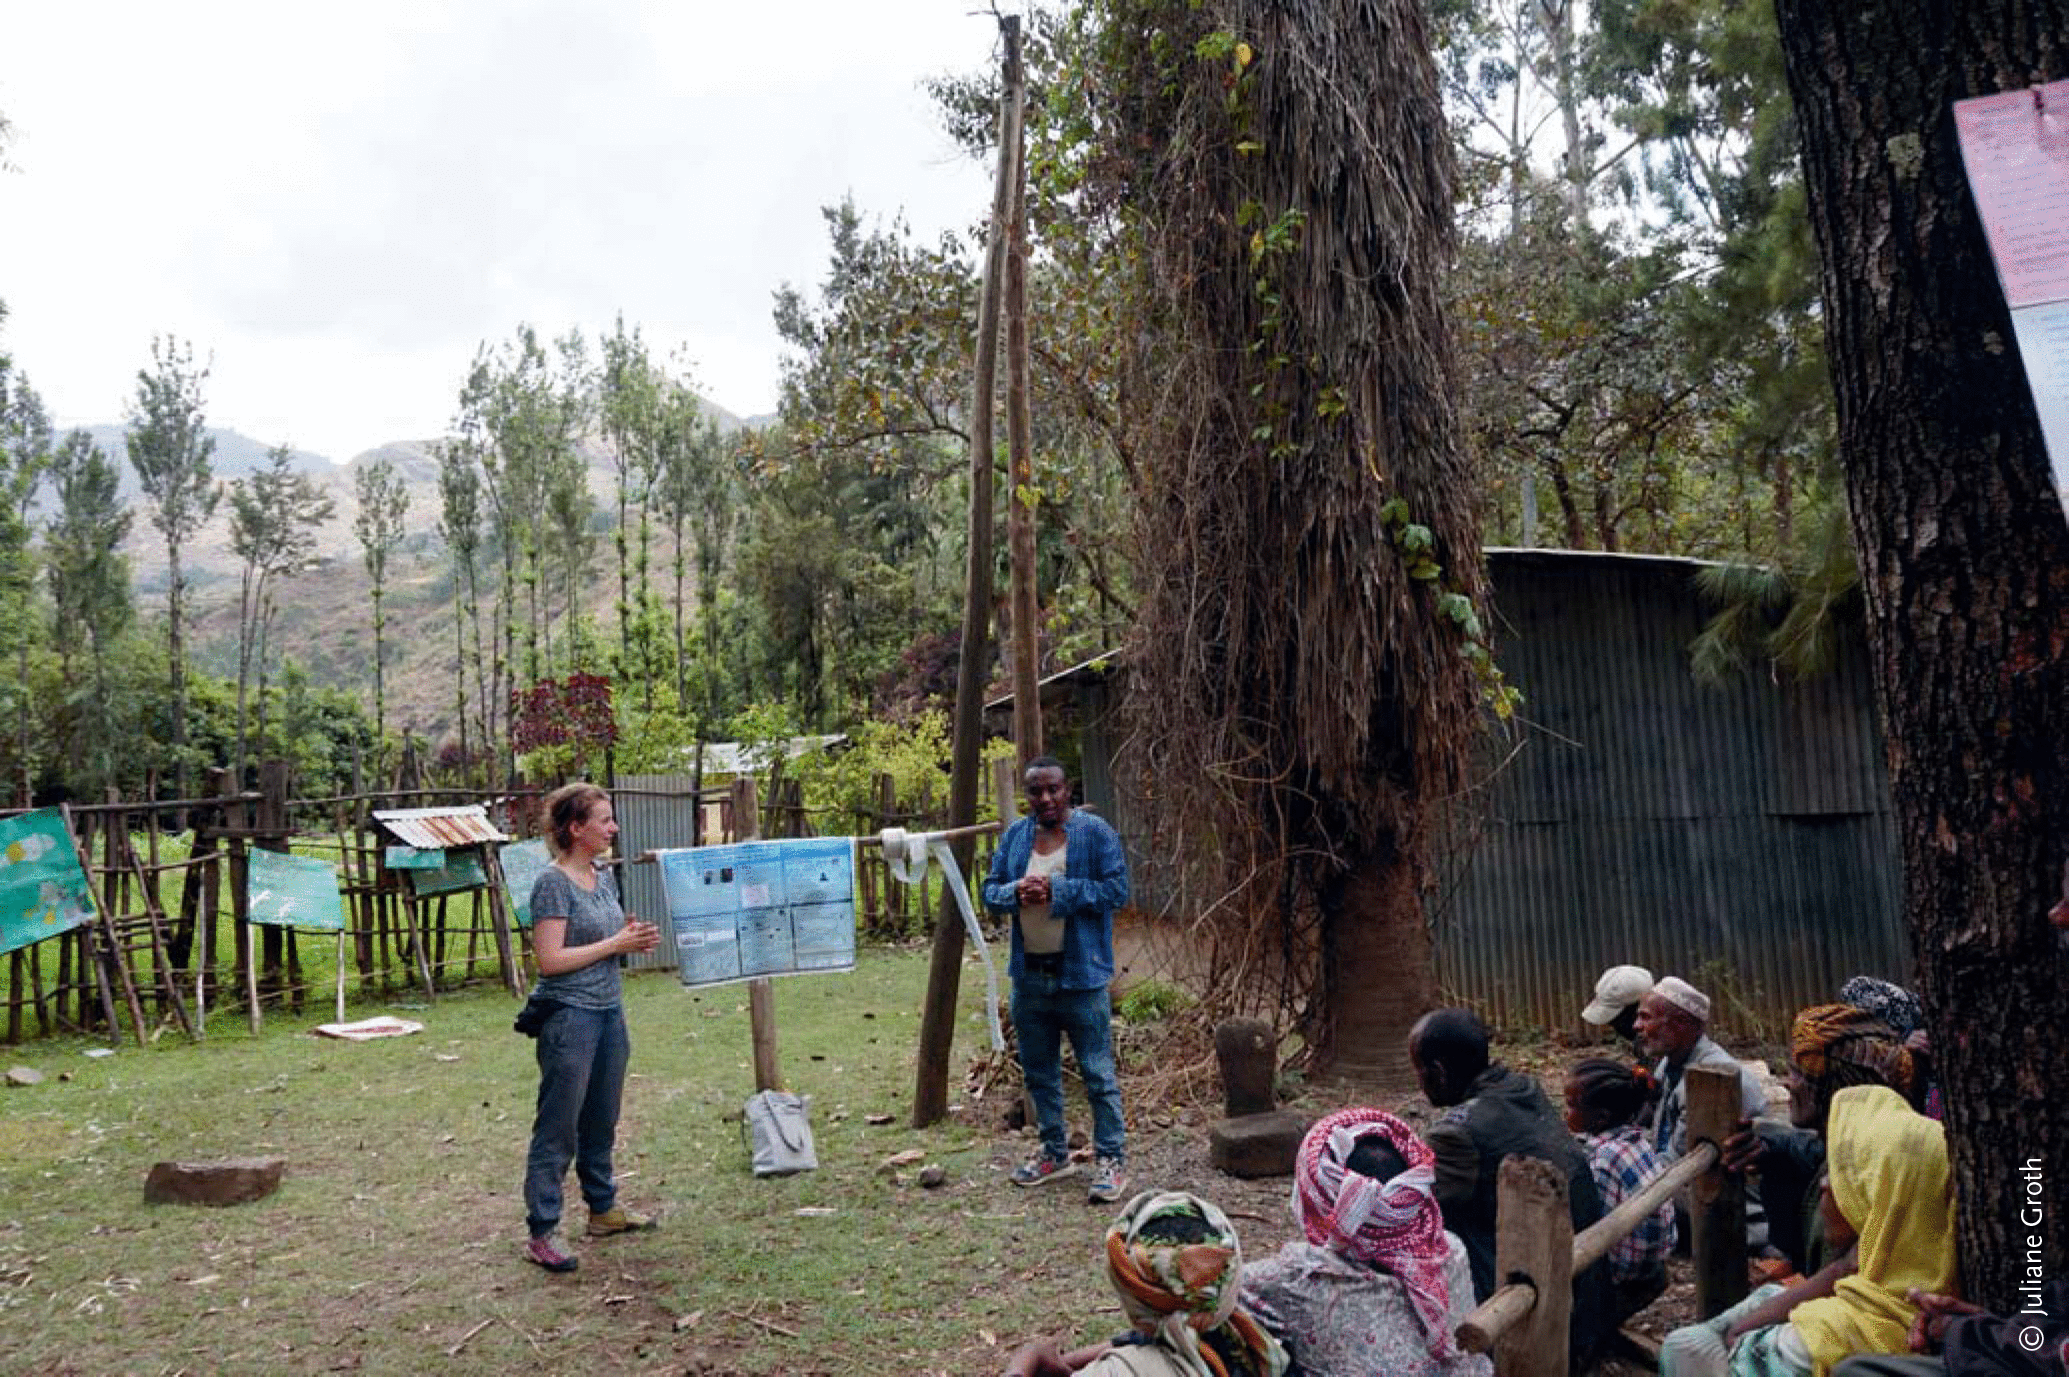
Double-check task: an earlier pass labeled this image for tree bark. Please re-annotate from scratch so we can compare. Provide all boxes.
[1319,846,1435,1089]
[1005,76,1044,770]
[1774,0,2069,1304]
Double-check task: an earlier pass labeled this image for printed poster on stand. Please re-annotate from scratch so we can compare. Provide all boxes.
[657,836,857,989]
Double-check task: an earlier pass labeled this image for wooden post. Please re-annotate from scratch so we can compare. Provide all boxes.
[479,843,525,998]
[914,13,1020,1131]
[244,914,261,1035]
[1493,1155,1572,1377]
[1003,47,1043,771]
[731,776,781,1092]
[1686,1064,1749,1318]
[334,930,346,1024]
[62,804,137,1044]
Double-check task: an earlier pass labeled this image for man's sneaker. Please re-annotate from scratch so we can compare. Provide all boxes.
[1087,1156,1128,1205]
[525,1235,579,1273]
[1010,1154,1078,1187]
[587,1205,657,1237]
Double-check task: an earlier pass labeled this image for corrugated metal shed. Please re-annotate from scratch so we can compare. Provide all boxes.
[1432,548,1904,1032]
[371,805,509,849]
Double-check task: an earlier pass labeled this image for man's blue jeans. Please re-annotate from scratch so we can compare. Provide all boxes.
[524,1004,629,1238]
[1012,970,1126,1164]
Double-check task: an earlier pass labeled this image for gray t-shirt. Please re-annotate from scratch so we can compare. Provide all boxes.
[529,864,625,1010]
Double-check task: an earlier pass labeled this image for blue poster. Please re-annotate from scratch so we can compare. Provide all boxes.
[0,809,96,957]
[657,837,856,990]
[246,849,346,931]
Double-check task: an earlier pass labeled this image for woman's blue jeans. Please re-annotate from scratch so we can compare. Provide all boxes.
[524,1004,629,1238]
[1011,970,1126,1164]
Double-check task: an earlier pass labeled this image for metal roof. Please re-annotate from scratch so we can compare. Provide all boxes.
[370,805,509,849]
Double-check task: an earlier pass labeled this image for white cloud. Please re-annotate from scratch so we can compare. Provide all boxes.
[0,0,996,459]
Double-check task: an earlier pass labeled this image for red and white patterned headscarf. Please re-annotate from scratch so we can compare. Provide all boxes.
[1292,1107,1457,1356]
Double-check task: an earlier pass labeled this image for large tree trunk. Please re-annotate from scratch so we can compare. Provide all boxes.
[1774,0,2069,1304]
[1322,847,1437,1089]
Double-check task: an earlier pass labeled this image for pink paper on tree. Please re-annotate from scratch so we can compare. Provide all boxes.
[1955,80,2069,308]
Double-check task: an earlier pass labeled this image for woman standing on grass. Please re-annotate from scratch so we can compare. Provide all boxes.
[520,782,661,1273]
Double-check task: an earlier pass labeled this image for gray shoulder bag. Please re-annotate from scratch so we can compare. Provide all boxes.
[742,1089,818,1177]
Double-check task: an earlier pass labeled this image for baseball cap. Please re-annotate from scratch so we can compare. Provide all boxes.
[1582,965,1655,1025]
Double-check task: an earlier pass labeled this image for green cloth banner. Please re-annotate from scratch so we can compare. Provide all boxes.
[0,808,97,957]
[246,848,346,932]
[498,839,553,929]
[409,850,487,896]
[384,845,445,870]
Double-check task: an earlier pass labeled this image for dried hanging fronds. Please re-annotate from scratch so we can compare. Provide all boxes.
[1094,0,1490,1050]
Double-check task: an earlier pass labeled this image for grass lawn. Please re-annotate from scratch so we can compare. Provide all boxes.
[0,947,1150,1376]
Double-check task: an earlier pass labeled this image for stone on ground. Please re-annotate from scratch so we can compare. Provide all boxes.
[1214,1019,1279,1117]
[5,1066,44,1087]
[143,1157,286,1207]
[1209,1110,1312,1179]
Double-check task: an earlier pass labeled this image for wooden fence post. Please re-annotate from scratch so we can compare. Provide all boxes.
[731,776,781,1092]
[1492,1155,1573,1377]
[1687,1064,1749,1318]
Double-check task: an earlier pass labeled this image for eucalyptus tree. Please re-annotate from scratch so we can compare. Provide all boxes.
[1,369,51,798]
[435,437,487,769]
[45,430,132,785]
[352,456,410,752]
[124,335,219,799]
[227,444,334,774]
[542,330,595,676]
[656,382,735,723]
[599,316,665,698]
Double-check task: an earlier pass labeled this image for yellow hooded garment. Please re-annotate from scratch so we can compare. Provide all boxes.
[1789,1084,1959,1376]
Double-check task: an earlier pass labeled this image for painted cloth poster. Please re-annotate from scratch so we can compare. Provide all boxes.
[498,839,554,928]
[658,837,857,989]
[246,848,346,932]
[0,809,97,956]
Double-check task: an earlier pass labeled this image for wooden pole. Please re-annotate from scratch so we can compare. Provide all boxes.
[731,776,782,1093]
[335,930,346,1024]
[1686,1064,1749,1318]
[479,843,525,997]
[244,915,261,1035]
[914,12,1022,1131]
[1491,1155,1571,1377]
[1004,46,1043,771]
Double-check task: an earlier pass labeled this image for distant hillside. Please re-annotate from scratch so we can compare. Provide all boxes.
[75,425,330,502]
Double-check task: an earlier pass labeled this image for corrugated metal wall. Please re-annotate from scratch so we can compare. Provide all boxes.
[613,773,709,972]
[1433,550,1906,1032]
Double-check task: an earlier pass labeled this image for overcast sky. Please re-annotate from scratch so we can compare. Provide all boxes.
[0,1,998,462]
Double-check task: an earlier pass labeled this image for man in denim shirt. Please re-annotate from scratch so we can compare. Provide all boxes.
[982,755,1132,1203]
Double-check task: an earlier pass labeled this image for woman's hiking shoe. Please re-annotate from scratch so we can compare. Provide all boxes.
[1087,1156,1128,1205]
[526,1235,579,1273]
[587,1205,657,1237]
[1010,1154,1077,1187]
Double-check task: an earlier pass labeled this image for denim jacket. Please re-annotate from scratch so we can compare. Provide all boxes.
[981,809,1131,989]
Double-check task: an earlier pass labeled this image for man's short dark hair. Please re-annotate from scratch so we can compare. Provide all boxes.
[1414,1008,1491,1083]
[1025,755,1066,777]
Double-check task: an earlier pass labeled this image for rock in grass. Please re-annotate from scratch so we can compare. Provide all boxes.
[918,1164,947,1188]
[144,1158,286,1207]
[1208,1110,1312,1179]
[5,1066,43,1087]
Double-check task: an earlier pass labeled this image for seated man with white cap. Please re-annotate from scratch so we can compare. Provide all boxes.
[1581,965,1654,1055]
[1637,975,1766,1158]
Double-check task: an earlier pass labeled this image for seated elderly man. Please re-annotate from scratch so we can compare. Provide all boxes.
[1409,1009,1611,1372]
[1637,976,1766,1158]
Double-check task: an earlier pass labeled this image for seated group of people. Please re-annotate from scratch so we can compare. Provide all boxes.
[1005,968,2064,1377]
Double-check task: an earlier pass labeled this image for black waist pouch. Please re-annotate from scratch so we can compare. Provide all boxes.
[513,994,565,1037]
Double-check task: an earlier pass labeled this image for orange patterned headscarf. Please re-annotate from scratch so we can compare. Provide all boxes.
[1791,1004,1917,1104]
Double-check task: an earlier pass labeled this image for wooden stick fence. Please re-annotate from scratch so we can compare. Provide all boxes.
[1455,1065,1749,1377]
